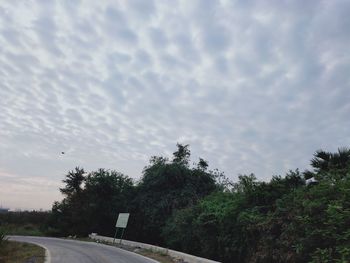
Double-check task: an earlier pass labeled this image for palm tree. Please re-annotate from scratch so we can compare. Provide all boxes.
[307,148,350,182]
[311,148,350,172]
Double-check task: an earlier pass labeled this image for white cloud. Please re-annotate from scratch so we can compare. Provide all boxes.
[0,0,349,210]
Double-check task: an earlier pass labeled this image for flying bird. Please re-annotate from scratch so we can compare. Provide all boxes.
[61,152,65,154]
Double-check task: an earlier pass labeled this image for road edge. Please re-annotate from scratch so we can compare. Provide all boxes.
[90,234,221,263]
[63,238,160,263]
[40,243,51,263]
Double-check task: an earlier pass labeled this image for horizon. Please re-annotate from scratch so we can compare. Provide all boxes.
[0,146,344,211]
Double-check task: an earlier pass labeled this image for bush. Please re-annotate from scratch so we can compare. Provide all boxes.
[0,227,8,249]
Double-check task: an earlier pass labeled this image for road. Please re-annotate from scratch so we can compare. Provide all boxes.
[9,236,158,263]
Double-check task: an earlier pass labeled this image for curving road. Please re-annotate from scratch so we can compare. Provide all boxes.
[9,236,158,263]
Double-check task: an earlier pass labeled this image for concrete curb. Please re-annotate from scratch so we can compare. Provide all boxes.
[42,243,51,263]
[89,233,221,263]
[37,243,51,263]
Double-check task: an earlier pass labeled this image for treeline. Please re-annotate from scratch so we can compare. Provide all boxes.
[0,210,50,236]
[47,144,350,263]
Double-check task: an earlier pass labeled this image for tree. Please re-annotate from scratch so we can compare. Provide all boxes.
[310,148,350,172]
[83,169,134,236]
[50,167,87,236]
[307,147,350,182]
[60,167,85,197]
[172,143,191,166]
[47,145,350,263]
[49,168,134,237]
[197,158,209,171]
[129,144,217,245]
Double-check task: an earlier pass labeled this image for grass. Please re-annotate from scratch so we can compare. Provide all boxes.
[137,250,175,263]
[0,241,45,263]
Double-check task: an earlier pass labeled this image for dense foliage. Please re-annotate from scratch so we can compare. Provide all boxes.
[48,168,134,237]
[48,144,220,242]
[0,211,50,236]
[45,145,350,263]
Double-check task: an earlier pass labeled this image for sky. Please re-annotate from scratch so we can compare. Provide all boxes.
[0,0,349,210]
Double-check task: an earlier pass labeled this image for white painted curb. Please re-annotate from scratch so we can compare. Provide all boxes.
[89,233,221,263]
[34,243,51,263]
[42,243,51,263]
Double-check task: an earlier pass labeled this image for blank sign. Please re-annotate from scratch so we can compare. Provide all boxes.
[116,213,130,228]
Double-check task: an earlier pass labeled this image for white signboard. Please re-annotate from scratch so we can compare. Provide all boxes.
[116,213,130,228]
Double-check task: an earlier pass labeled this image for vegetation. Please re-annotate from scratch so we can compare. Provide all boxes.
[48,167,134,237]
[137,249,174,263]
[0,240,45,263]
[0,217,46,263]
[0,211,50,236]
[0,228,7,247]
[42,145,350,262]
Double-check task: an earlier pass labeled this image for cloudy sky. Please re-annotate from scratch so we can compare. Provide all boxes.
[0,0,349,210]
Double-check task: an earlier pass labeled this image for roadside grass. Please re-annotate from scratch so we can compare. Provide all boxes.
[136,249,175,263]
[0,240,45,263]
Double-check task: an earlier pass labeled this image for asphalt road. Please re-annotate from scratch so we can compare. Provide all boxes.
[9,236,158,263]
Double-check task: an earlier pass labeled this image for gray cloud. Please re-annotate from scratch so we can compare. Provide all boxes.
[148,27,168,49]
[0,0,349,210]
[126,0,155,21]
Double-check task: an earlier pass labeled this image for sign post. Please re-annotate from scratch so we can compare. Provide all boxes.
[113,213,130,245]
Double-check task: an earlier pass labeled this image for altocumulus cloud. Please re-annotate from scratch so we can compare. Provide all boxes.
[0,0,349,210]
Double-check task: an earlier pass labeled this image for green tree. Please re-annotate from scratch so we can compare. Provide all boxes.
[47,146,350,263]
[49,168,134,237]
[83,169,134,236]
[49,167,87,236]
[129,144,218,245]
[172,143,191,166]
[306,147,350,182]
[60,167,85,196]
